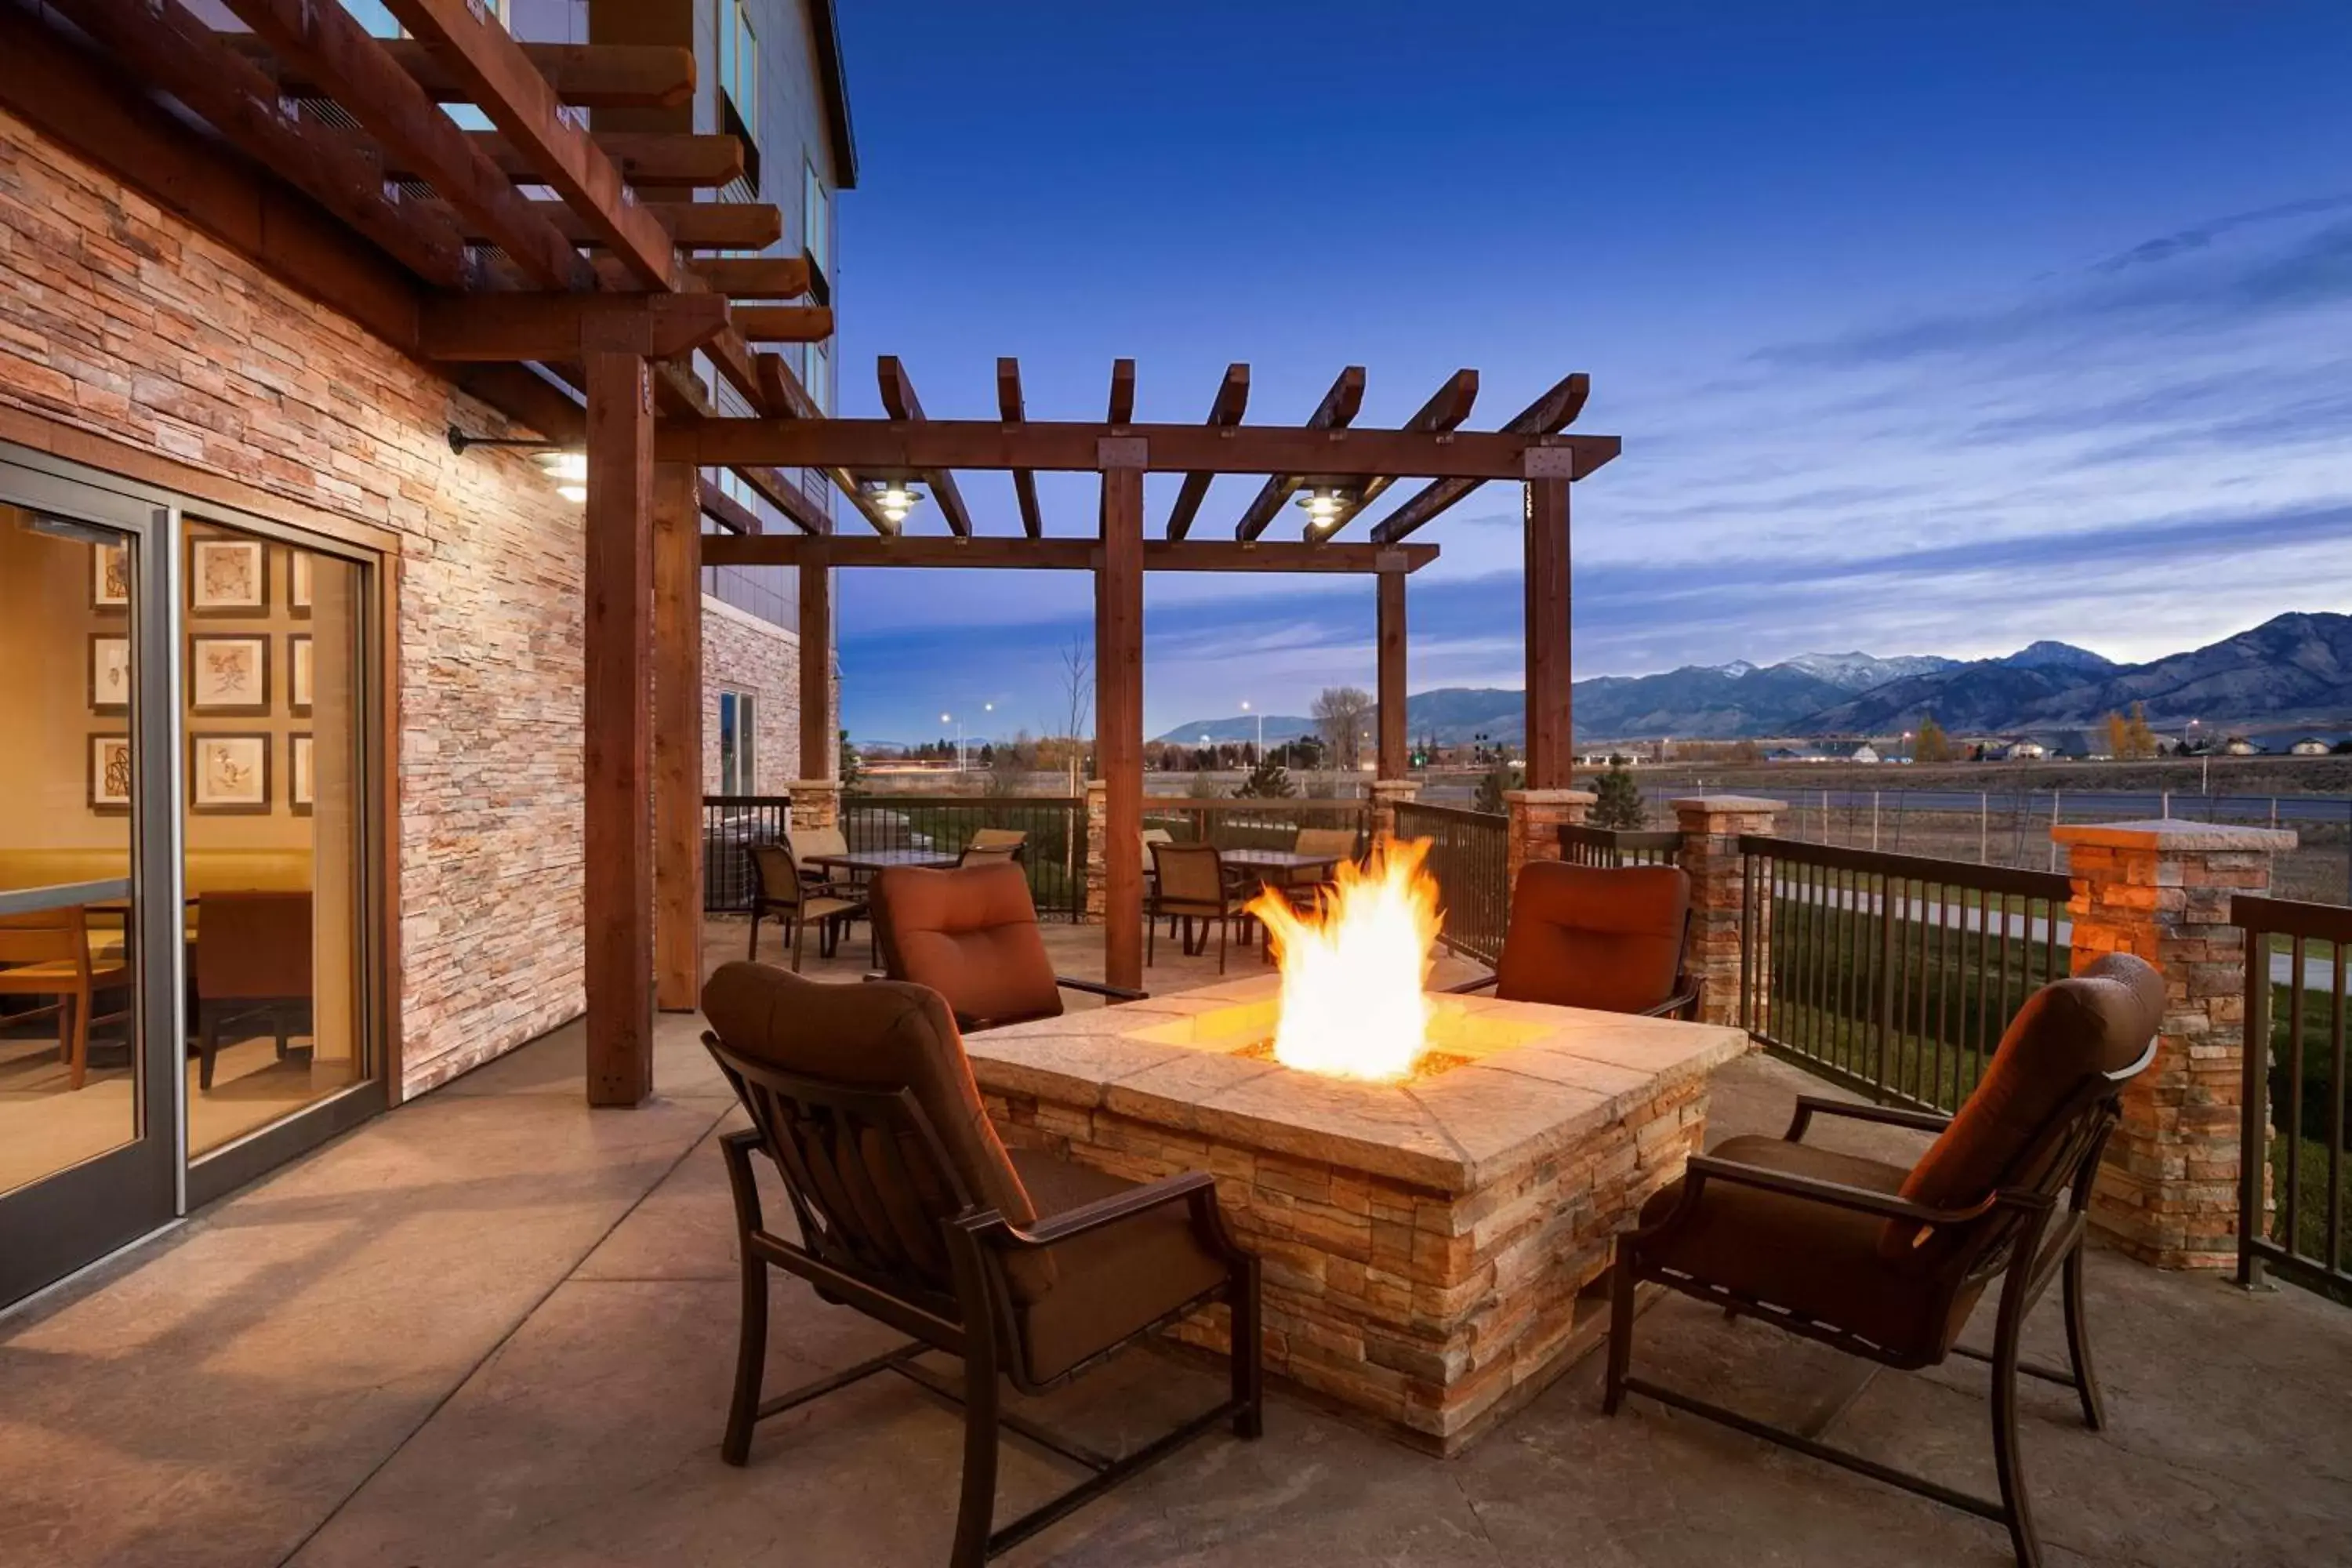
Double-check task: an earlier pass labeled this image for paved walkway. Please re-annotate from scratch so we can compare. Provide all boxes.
[5,941,2350,1566]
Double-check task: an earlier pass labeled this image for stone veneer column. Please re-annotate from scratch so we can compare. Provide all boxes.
[1671,796,1785,1031]
[1370,778,1420,842]
[2053,819,2296,1269]
[1503,789,1595,892]
[785,779,840,830]
[1083,779,1109,921]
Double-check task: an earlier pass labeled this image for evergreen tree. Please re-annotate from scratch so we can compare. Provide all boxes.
[1591,762,1646,829]
[1236,756,1296,798]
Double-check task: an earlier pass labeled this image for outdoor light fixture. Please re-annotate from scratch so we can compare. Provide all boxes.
[1294,485,1351,530]
[448,426,590,506]
[860,478,926,524]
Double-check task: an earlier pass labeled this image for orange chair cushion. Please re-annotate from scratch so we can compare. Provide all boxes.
[871,862,1064,1031]
[1493,861,1690,1014]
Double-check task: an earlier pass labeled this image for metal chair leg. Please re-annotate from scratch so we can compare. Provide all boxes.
[2060,1240,2105,1431]
[791,913,808,974]
[1990,1290,2044,1568]
[1602,1250,1637,1416]
[1230,1258,1265,1439]
[949,1346,1001,1568]
[746,909,761,961]
[721,1235,770,1467]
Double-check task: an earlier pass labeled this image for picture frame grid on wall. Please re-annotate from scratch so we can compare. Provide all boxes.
[289,633,314,716]
[88,733,133,815]
[188,732,272,815]
[188,533,268,616]
[289,547,314,619]
[187,632,272,716]
[88,631,132,715]
[290,732,314,817]
[89,539,131,612]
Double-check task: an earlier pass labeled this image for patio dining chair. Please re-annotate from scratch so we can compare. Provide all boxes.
[1146,840,1254,974]
[1602,952,2165,1568]
[1446,860,1699,1019]
[964,827,1028,864]
[1289,826,1361,866]
[871,861,1143,1031]
[748,840,868,972]
[0,906,130,1092]
[786,824,850,884]
[699,961,1262,1568]
[192,891,314,1091]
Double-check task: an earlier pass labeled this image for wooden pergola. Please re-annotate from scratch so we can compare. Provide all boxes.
[2,5,1621,1108]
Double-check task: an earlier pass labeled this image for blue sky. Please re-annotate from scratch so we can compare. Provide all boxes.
[828,2,2352,744]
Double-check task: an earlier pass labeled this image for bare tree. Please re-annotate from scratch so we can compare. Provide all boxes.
[1312,685,1376,772]
[1056,633,1094,743]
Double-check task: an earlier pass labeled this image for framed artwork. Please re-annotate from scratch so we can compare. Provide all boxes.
[89,735,133,814]
[289,551,314,619]
[189,733,271,814]
[290,733,314,817]
[189,536,268,615]
[188,633,271,715]
[91,542,132,612]
[289,633,314,716]
[88,633,132,715]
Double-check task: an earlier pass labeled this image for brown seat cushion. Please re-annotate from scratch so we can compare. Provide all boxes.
[871,862,1064,1031]
[1639,1134,1976,1363]
[1892,952,2165,1256]
[1494,862,1690,1015]
[700,961,1056,1300]
[1009,1148,1231,1384]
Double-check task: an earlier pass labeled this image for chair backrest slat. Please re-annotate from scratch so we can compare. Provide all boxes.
[0,907,87,969]
[750,843,805,915]
[1152,841,1227,908]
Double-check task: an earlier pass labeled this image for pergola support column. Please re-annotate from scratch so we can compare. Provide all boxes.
[1523,476,1573,788]
[652,462,702,1013]
[583,348,655,1105]
[799,557,833,781]
[1097,460,1145,993]
[1377,568,1408,781]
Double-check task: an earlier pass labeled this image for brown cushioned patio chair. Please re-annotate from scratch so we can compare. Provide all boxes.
[193,891,314,1091]
[1447,860,1698,1018]
[748,840,867,972]
[700,961,1262,1567]
[872,862,1143,1031]
[1602,953,2165,1568]
[1146,840,1254,973]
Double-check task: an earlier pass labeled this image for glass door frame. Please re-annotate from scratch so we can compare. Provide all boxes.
[0,443,394,1297]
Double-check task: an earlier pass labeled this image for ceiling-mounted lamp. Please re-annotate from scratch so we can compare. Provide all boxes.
[1294,485,1352,531]
[448,426,589,505]
[860,478,926,526]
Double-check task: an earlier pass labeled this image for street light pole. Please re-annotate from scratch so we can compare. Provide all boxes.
[1240,699,1262,763]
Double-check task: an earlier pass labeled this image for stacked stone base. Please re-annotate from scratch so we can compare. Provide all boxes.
[985,1075,1708,1454]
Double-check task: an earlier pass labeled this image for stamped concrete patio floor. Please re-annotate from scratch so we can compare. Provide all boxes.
[5,924,2350,1566]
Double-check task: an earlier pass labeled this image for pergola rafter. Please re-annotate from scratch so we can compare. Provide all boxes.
[1232,365,1366,541]
[1163,362,1250,540]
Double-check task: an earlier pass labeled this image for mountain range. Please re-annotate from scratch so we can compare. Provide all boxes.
[1149,612,2352,744]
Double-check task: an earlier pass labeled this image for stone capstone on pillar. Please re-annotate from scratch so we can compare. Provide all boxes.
[785,779,841,831]
[1503,789,1595,893]
[1370,778,1421,842]
[1671,796,1785,1031]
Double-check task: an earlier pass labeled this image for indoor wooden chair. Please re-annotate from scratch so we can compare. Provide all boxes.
[0,906,130,1092]
[1602,953,2166,1567]
[871,861,1142,1031]
[699,961,1262,1567]
[192,891,315,1091]
[1146,840,1254,973]
[1446,859,1699,1018]
[748,841,867,972]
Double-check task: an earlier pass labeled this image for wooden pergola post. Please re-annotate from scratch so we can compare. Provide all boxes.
[800,558,832,782]
[652,461,702,1013]
[1097,455,1145,993]
[1377,569,1408,779]
[583,347,656,1105]
[1523,475,1573,789]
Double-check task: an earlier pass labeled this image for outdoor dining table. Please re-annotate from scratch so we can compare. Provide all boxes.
[1215,847,1345,897]
[800,848,963,877]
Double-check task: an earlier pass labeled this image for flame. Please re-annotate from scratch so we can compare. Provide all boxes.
[1247,837,1443,1081]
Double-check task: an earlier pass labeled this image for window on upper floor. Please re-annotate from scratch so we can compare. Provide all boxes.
[717,0,761,191]
[804,158,830,292]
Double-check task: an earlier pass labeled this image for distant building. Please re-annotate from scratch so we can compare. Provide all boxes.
[1847,743,1882,764]
[1996,739,2049,761]
[2289,738,2331,757]
[2223,735,2261,756]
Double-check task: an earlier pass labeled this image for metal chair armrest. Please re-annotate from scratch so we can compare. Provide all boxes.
[1055,976,1149,1003]
[1784,1095,1955,1143]
[1682,1152,2033,1229]
[972,1170,1220,1250]
[1637,985,1702,1020]
[1441,971,1501,995]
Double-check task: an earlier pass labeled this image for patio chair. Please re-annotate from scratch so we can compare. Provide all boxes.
[1140,829,1174,931]
[0,906,130,1092]
[1446,860,1698,1018]
[957,844,1021,868]
[786,824,850,884]
[964,826,1028,865]
[748,841,868,972]
[871,861,1143,1031]
[193,891,314,1091]
[1602,952,2165,1568]
[699,961,1262,1568]
[1290,826,1361,866]
[1147,841,1254,974]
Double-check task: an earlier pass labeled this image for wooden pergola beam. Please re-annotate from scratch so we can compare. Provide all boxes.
[877,357,974,539]
[1163,363,1250,541]
[753,353,888,535]
[382,0,680,288]
[698,477,761,535]
[393,129,746,191]
[1524,477,1574,788]
[736,307,835,344]
[217,0,593,292]
[434,199,780,251]
[420,292,731,361]
[702,535,1439,573]
[657,417,1613,481]
[652,463,703,1011]
[42,0,474,290]
[691,257,811,299]
[1377,571,1408,781]
[1316,368,1478,539]
[1371,372,1592,544]
[225,34,696,111]
[1108,358,1137,426]
[1098,458,1145,992]
[996,358,1043,538]
[1233,366,1366,541]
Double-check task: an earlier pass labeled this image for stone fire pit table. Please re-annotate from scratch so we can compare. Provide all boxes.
[968,975,1748,1454]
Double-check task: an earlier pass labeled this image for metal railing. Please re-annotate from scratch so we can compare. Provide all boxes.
[702,794,1090,922]
[1561,823,1682,868]
[1738,835,2071,1113]
[1395,800,1509,965]
[2233,895,2350,1301]
[1142,797,1370,854]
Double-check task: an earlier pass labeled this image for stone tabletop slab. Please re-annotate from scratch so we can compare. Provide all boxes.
[967,976,1748,1191]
